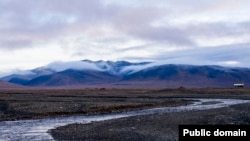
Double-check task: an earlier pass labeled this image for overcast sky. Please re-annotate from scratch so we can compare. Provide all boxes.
[1,0,250,73]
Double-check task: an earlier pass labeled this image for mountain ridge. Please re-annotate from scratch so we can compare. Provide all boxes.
[1,60,250,88]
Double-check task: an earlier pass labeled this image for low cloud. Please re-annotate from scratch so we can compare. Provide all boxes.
[47,61,104,72]
[120,62,165,74]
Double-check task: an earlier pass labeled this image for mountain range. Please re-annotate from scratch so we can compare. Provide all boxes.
[1,60,250,88]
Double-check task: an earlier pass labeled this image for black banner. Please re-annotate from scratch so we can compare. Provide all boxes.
[179,125,250,141]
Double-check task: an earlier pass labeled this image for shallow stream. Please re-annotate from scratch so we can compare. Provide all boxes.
[0,98,249,141]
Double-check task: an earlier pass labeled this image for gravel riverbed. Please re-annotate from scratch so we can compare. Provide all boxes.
[50,102,250,141]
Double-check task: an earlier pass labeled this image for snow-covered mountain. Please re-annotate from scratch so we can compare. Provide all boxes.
[1,60,250,88]
[1,67,56,84]
[0,60,152,85]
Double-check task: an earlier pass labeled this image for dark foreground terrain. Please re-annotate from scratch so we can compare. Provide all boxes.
[1,88,250,141]
[0,88,196,121]
[50,103,250,141]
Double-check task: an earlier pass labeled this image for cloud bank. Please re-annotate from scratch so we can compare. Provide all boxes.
[0,0,250,73]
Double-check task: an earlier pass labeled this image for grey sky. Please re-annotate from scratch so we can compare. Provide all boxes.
[0,0,250,73]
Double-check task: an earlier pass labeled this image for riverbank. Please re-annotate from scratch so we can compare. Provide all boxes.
[0,98,249,140]
[50,102,250,141]
[1,88,250,140]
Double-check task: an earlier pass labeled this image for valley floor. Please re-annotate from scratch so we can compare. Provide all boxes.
[0,88,250,140]
[50,102,250,141]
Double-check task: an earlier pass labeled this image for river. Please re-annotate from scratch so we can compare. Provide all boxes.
[0,98,249,141]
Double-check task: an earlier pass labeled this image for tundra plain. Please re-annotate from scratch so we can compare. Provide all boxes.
[1,88,250,140]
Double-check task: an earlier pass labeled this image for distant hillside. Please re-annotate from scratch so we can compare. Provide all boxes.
[25,69,120,86]
[0,81,24,89]
[122,65,250,88]
[1,60,250,88]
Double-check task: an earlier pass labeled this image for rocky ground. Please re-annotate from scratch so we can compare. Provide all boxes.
[50,102,250,141]
[0,88,195,121]
[1,88,250,141]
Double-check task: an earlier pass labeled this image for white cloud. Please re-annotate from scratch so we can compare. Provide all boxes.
[120,62,165,74]
[47,61,104,72]
[1,0,250,74]
[217,61,240,66]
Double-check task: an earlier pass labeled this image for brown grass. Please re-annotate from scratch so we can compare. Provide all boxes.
[0,88,250,121]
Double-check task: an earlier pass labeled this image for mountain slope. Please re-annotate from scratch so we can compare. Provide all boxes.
[0,60,150,85]
[1,67,56,84]
[122,65,250,88]
[0,81,24,89]
[1,60,250,88]
[25,69,120,86]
